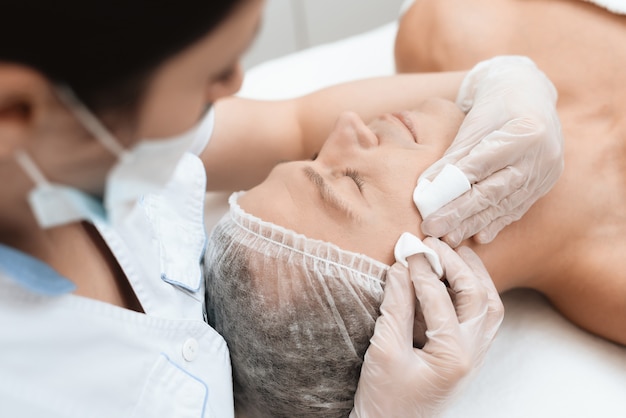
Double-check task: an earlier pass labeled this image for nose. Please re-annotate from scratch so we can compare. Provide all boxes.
[325,112,378,152]
[205,63,245,103]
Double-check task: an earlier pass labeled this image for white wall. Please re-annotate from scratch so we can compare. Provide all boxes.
[243,0,406,69]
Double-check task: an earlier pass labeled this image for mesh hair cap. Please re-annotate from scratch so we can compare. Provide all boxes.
[204,192,389,418]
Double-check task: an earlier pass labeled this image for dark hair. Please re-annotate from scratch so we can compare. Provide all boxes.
[1,1,245,113]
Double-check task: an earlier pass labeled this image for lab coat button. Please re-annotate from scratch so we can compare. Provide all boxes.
[182,338,199,362]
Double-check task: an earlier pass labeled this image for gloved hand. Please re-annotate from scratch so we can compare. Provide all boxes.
[416,55,564,247]
[350,237,504,418]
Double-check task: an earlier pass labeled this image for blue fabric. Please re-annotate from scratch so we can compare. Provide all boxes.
[0,244,75,295]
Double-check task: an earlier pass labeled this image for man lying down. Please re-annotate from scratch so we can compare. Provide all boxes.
[205,96,466,417]
[203,79,543,417]
[202,59,594,418]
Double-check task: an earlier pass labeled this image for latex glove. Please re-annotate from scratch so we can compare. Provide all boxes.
[350,236,504,418]
[416,55,564,247]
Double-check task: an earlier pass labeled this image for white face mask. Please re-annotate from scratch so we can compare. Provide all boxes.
[15,86,203,228]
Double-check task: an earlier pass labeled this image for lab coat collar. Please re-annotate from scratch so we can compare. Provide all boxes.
[0,243,75,296]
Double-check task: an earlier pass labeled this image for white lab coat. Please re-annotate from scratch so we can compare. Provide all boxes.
[0,112,235,418]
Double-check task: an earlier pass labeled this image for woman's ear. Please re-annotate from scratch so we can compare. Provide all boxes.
[0,64,50,159]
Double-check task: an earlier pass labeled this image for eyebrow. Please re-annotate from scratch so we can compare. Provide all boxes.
[302,166,359,221]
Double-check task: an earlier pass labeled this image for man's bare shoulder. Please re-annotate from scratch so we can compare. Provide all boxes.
[540,238,626,346]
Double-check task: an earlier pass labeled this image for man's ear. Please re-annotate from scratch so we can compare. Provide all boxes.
[0,64,50,159]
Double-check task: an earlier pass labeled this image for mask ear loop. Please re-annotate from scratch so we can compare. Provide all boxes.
[54,85,131,162]
[14,150,50,188]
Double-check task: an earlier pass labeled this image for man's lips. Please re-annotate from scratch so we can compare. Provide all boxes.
[391,111,418,143]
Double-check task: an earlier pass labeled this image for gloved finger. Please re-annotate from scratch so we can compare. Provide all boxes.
[421,166,525,240]
[473,205,528,244]
[442,187,529,246]
[440,112,511,170]
[426,243,503,369]
[416,120,531,192]
[369,262,417,354]
[454,118,542,184]
[437,175,534,246]
[352,265,420,418]
[455,246,504,340]
[457,165,525,218]
[407,253,460,349]
[423,237,488,323]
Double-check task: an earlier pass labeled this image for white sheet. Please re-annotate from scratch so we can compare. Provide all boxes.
[206,21,626,418]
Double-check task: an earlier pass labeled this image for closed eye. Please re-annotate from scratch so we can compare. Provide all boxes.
[344,168,364,192]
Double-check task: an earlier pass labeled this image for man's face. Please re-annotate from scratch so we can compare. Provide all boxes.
[239,98,464,264]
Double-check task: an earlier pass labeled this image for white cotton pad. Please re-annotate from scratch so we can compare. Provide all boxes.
[394,232,443,278]
[413,164,471,219]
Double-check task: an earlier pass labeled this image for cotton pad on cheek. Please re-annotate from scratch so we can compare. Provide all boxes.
[413,164,471,219]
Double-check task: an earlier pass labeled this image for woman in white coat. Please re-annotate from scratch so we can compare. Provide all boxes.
[0,0,561,416]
